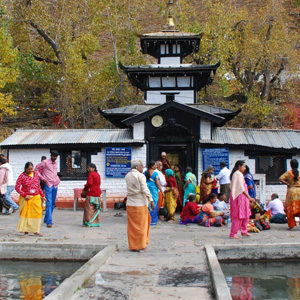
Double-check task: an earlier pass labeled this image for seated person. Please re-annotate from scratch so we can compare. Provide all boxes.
[266,193,287,224]
[249,199,265,221]
[213,193,228,211]
[249,199,270,231]
[199,193,224,227]
[180,194,201,225]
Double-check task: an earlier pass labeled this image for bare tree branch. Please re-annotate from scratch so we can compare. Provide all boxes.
[28,21,61,63]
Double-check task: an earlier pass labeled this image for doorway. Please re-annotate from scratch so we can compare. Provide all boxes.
[148,142,198,174]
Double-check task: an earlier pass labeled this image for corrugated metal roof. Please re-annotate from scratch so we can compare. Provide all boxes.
[0,129,143,147]
[102,104,236,115]
[200,128,300,149]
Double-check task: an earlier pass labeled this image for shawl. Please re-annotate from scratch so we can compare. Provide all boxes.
[165,169,174,177]
[230,170,246,200]
[186,172,197,189]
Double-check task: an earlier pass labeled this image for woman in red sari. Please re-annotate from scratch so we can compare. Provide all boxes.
[83,163,101,227]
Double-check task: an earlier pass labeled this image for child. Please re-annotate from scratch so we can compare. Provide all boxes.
[199,193,224,227]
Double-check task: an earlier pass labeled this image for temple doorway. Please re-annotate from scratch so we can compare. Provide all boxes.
[149,142,198,174]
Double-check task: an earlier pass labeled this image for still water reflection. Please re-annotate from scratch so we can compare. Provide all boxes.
[0,260,83,299]
[221,261,300,300]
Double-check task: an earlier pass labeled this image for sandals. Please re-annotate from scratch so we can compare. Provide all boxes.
[34,232,43,237]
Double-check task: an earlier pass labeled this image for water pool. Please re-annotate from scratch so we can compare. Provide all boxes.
[221,261,300,300]
[0,260,83,299]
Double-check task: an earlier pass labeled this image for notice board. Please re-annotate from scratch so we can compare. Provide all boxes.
[202,148,229,175]
[105,147,132,178]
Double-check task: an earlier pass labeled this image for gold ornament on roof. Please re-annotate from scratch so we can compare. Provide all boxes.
[165,0,176,30]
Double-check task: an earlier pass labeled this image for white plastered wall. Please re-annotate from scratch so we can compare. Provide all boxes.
[7,145,147,199]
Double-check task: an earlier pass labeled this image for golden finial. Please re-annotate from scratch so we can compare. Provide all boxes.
[165,0,176,30]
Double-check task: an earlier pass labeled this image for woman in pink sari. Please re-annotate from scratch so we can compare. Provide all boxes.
[230,160,255,239]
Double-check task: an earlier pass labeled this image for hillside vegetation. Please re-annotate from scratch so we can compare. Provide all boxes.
[0,0,299,139]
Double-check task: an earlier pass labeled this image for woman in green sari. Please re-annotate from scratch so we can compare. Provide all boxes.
[183,167,197,207]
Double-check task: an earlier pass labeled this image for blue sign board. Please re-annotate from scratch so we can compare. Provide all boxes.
[202,148,229,175]
[105,147,132,178]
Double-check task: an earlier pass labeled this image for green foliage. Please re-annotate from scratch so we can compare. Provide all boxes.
[0,8,19,119]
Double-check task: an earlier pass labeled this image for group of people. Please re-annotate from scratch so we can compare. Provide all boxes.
[0,151,103,236]
[1,150,300,250]
[125,155,300,251]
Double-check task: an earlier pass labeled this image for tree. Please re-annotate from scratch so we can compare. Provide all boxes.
[195,0,299,127]
[0,3,19,120]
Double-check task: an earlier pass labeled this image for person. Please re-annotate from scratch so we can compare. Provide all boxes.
[160,152,171,173]
[36,151,60,228]
[279,159,300,230]
[125,160,154,252]
[244,165,256,199]
[180,194,201,225]
[266,193,287,223]
[144,161,164,226]
[200,166,215,203]
[230,160,255,239]
[213,193,228,211]
[174,164,184,210]
[82,163,101,227]
[15,162,46,236]
[0,157,11,214]
[216,162,231,201]
[199,193,224,227]
[1,158,19,213]
[164,168,178,221]
[183,167,197,206]
[249,199,265,221]
[155,161,166,217]
[34,156,47,192]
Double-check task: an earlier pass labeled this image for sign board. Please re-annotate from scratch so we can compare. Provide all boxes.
[202,148,229,175]
[105,147,132,178]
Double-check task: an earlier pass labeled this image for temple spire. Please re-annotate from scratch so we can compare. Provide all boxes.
[164,0,176,31]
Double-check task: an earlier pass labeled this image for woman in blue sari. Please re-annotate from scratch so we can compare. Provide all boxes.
[144,161,163,226]
[244,165,256,199]
[183,167,197,206]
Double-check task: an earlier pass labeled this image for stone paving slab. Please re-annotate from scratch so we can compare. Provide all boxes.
[0,209,299,299]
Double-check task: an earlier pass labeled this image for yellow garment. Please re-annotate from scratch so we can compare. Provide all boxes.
[19,277,43,300]
[165,187,177,220]
[17,195,42,233]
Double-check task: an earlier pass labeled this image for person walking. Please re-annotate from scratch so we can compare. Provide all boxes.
[229,160,255,239]
[216,162,231,201]
[0,158,19,213]
[82,163,101,227]
[15,162,45,236]
[125,160,154,252]
[279,159,300,230]
[36,151,60,228]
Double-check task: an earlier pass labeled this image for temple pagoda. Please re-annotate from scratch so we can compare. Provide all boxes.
[100,0,240,172]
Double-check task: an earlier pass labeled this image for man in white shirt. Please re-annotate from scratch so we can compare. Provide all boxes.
[0,158,18,213]
[266,193,287,224]
[216,162,231,201]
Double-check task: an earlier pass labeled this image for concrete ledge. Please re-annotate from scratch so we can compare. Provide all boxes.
[0,243,105,261]
[205,245,232,300]
[45,246,115,300]
[213,243,300,261]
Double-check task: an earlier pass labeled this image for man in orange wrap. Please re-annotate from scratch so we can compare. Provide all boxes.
[125,160,154,252]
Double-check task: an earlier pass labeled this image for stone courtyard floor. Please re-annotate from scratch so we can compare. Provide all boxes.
[0,209,299,299]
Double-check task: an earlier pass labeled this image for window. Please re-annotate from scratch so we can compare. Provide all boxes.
[59,150,91,180]
[255,155,287,184]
